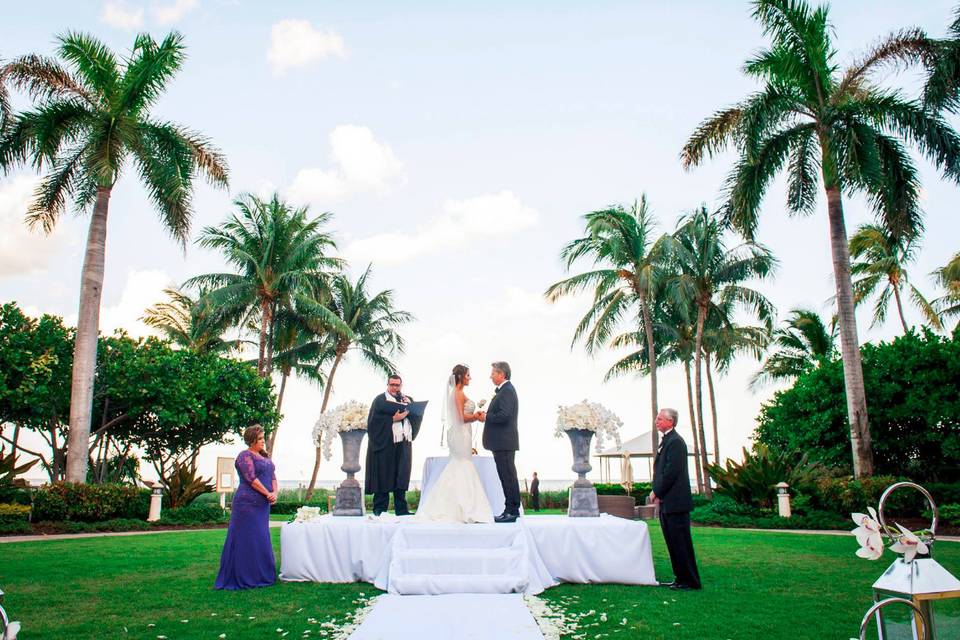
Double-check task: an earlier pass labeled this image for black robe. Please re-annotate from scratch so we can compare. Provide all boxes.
[363,393,422,495]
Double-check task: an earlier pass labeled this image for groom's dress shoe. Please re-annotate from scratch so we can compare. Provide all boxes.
[670,583,700,591]
[494,513,518,523]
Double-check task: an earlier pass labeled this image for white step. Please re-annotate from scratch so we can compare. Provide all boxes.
[390,573,530,595]
[393,547,524,576]
[395,524,522,549]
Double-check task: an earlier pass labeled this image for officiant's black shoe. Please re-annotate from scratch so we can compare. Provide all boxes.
[494,513,518,523]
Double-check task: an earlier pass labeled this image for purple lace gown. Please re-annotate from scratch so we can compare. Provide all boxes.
[215,450,277,590]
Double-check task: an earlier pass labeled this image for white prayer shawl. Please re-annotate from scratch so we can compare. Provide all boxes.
[386,392,412,443]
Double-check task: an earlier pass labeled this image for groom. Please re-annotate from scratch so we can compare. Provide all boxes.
[476,361,520,523]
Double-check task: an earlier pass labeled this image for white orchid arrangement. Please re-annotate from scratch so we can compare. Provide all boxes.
[312,400,369,461]
[852,506,930,562]
[554,399,623,452]
[292,505,324,523]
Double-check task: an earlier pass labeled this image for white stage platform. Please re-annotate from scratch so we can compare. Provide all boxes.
[280,514,658,595]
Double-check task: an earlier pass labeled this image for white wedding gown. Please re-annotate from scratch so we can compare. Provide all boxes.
[414,398,494,523]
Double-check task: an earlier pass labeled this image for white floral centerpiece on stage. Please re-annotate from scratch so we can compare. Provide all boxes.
[292,505,324,523]
[555,400,622,517]
[313,400,369,461]
[554,399,622,452]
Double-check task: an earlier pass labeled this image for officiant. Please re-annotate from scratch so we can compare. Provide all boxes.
[364,374,423,515]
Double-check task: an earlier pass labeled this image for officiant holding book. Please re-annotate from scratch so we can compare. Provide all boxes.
[364,374,425,515]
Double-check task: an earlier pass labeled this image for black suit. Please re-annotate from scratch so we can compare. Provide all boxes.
[364,393,423,515]
[482,380,520,516]
[652,429,701,589]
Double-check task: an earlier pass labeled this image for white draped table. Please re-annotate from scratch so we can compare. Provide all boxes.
[420,456,506,517]
[280,514,658,594]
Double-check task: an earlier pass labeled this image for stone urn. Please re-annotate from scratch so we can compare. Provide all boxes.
[565,428,599,517]
[333,428,367,516]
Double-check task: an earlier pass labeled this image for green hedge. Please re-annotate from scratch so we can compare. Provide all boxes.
[32,483,152,522]
[690,495,849,530]
[0,503,31,522]
[271,501,329,515]
[0,520,31,534]
[159,504,229,525]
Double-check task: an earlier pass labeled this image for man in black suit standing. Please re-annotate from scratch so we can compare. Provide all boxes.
[650,408,702,590]
[475,361,520,523]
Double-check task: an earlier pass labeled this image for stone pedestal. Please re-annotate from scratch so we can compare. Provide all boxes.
[333,429,367,517]
[147,487,163,522]
[565,428,599,517]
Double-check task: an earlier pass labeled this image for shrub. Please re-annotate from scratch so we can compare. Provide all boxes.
[159,503,228,525]
[32,483,151,522]
[0,503,31,522]
[33,518,153,534]
[0,520,31,534]
[707,444,823,509]
[938,503,960,526]
[809,475,903,514]
[271,501,329,515]
[161,463,215,509]
[593,483,653,500]
[690,496,849,531]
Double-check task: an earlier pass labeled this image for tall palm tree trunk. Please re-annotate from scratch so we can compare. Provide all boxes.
[66,187,111,483]
[640,293,659,453]
[891,281,909,333]
[705,351,720,465]
[692,305,712,498]
[267,368,290,455]
[305,350,344,500]
[683,359,704,494]
[824,185,874,477]
[257,299,271,377]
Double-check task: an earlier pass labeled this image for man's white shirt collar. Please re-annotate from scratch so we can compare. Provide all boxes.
[496,380,508,391]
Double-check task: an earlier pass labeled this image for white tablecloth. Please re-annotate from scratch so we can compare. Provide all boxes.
[280,514,658,592]
[420,456,505,517]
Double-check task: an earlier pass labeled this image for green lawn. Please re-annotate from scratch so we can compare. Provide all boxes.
[1,524,957,639]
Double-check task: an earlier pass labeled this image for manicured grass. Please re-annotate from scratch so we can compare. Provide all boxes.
[1,524,957,639]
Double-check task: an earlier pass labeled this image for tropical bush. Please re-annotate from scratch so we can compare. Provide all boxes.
[32,483,150,522]
[158,504,228,525]
[0,503,31,522]
[707,445,822,509]
[940,504,960,526]
[690,495,849,531]
[756,329,960,482]
[161,462,215,509]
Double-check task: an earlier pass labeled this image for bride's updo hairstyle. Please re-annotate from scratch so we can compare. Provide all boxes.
[452,364,469,385]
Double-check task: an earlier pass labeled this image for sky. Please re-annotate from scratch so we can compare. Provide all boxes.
[2,0,958,487]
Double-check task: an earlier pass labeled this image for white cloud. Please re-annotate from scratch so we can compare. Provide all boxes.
[92,269,175,338]
[0,176,73,278]
[344,191,539,266]
[101,1,145,29]
[151,0,199,24]
[268,19,345,74]
[288,125,405,203]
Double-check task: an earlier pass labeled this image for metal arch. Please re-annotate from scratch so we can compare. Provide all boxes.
[860,597,928,640]
[877,482,938,543]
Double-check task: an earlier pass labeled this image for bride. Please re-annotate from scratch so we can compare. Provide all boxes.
[414,364,494,523]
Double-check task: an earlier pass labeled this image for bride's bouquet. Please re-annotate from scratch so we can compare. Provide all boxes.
[312,400,369,461]
[555,400,623,452]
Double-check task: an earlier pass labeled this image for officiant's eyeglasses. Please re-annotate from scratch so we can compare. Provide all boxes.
[387,382,401,387]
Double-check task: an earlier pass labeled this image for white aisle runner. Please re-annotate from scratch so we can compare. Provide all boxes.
[348,594,544,640]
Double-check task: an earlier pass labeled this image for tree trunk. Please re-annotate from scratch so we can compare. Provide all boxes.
[265,302,277,376]
[683,359,704,494]
[891,281,909,334]
[267,368,289,455]
[705,351,720,465]
[66,187,112,483]
[257,298,271,377]
[824,185,874,477]
[305,350,344,501]
[640,292,659,453]
[692,304,712,498]
[11,423,20,457]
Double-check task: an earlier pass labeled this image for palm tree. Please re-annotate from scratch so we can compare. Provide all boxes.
[848,224,940,333]
[0,33,228,482]
[545,197,670,453]
[302,267,413,500]
[701,309,769,465]
[932,252,960,331]
[188,193,341,378]
[666,206,776,497]
[141,287,241,355]
[751,308,836,390]
[680,0,960,477]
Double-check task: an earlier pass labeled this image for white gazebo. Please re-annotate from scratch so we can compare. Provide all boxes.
[594,430,699,483]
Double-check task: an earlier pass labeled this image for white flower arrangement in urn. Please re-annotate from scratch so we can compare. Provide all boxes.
[554,399,623,452]
[312,400,369,461]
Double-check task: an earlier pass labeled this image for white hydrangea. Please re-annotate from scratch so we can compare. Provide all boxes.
[293,506,323,523]
[555,399,623,452]
[312,400,369,460]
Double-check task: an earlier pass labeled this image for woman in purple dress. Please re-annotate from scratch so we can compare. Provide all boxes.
[215,425,278,590]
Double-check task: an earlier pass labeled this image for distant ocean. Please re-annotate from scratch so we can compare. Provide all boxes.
[278,478,590,492]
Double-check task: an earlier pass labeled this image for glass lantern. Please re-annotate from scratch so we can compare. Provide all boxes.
[870,482,960,640]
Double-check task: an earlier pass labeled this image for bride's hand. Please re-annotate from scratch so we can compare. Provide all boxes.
[471,448,477,455]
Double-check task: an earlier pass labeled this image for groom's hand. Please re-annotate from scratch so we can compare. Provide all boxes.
[475,410,486,422]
